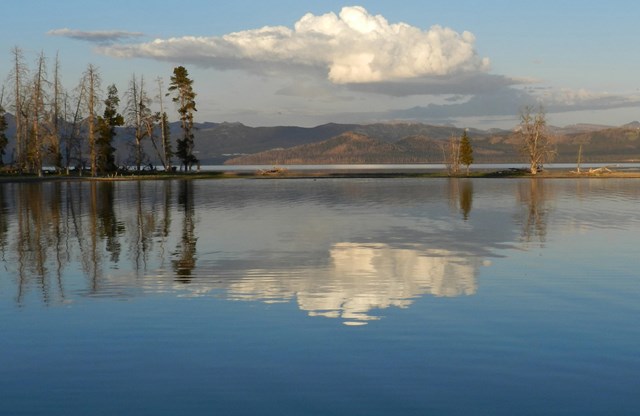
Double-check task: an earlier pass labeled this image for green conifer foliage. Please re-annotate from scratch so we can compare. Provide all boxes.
[96,84,124,174]
[459,130,474,176]
[168,66,197,171]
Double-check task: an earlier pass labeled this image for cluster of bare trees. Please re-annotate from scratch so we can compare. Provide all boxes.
[1,47,66,175]
[443,128,474,176]
[0,47,197,176]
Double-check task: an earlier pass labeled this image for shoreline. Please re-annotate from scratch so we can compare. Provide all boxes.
[2,168,640,183]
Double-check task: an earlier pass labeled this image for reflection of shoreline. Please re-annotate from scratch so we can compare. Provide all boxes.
[149,242,482,325]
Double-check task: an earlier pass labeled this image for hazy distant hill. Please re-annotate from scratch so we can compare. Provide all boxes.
[554,124,640,162]
[226,130,509,165]
[194,122,494,163]
[225,123,640,165]
[467,124,640,163]
[190,122,360,162]
[226,132,446,164]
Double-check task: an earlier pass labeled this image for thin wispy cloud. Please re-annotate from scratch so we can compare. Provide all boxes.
[345,73,525,97]
[538,89,640,113]
[387,87,640,121]
[98,6,492,93]
[47,28,144,44]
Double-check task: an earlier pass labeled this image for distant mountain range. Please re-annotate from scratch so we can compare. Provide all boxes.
[226,131,444,165]
[193,121,480,164]
[221,121,640,165]
[2,113,639,165]
[186,121,640,164]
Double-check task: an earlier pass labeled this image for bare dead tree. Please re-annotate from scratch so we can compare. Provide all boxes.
[125,74,153,172]
[49,52,63,171]
[61,86,86,174]
[9,46,28,171]
[515,105,556,175]
[0,85,8,166]
[29,51,47,177]
[155,76,172,171]
[442,133,461,175]
[81,64,101,176]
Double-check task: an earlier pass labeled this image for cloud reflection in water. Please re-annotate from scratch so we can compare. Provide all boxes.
[150,242,482,325]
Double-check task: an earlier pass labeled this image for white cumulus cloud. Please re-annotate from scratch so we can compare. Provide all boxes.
[99,6,490,84]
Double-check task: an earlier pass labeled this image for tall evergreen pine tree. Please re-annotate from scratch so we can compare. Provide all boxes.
[96,85,124,174]
[459,130,474,176]
[168,66,197,171]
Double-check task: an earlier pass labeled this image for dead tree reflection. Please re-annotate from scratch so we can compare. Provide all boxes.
[50,182,66,301]
[0,184,8,266]
[129,181,146,275]
[15,184,49,303]
[517,179,552,245]
[0,181,180,303]
[67,182,92,288]
[9,183,72,303]
[153,180,173,269]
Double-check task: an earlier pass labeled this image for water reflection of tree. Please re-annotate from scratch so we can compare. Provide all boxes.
[114,181,175,276]
[9,183,70,303]
[447,178,474,220]
[97,182,124,263]
[517,179,551,245]
[16,184,47,302]
[459,180,473,220]
[1,180,183,303]
[173,180,197,281]
[129,181,155,275]
[0,184,8,264]
[155,180,173,269]
[50,182,66,300]
[88,183,102,291]
[67,182,95,291]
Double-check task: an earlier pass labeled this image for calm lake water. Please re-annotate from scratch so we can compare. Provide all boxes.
[1,178,639,415]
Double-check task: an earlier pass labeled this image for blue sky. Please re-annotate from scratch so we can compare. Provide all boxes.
[2,0,639,128]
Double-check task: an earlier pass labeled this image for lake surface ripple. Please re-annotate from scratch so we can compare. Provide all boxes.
[1,178,639,415]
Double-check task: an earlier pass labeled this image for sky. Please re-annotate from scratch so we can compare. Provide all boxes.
[1,0,639,129]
